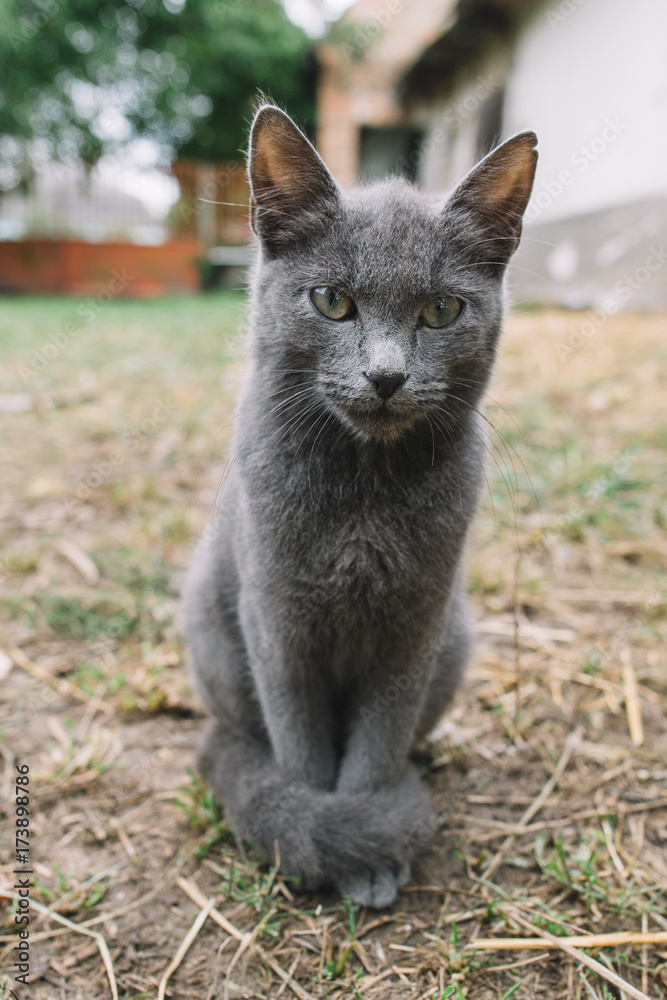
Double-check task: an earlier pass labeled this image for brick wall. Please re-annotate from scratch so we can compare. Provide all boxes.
[315,0,456,183]
[0,237,203,297]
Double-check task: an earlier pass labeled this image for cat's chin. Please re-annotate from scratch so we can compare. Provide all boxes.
[334,402,418,444]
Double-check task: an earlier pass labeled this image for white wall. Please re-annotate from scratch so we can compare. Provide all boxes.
[417,55,509,193]
[503,0,667,224]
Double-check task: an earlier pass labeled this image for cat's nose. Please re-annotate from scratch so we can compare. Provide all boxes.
[364,371,408,399]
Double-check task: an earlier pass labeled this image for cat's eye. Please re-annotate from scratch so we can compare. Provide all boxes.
[311,286,356,321]
[421,295,463,329]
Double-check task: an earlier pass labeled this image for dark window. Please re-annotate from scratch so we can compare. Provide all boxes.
[358,126,425,182]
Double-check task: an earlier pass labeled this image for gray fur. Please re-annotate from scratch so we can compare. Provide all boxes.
[184,105,537,907]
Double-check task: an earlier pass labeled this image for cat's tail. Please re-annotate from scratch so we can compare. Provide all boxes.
[199,721,433,908]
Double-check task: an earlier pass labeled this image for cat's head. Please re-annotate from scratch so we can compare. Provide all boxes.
[247,104,537,443]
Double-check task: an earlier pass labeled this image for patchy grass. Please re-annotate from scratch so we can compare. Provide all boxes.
[0,295,666,999]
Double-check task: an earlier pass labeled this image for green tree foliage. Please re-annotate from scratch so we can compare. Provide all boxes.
[0,0,315,189]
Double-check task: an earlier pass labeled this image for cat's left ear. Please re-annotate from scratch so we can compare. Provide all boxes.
[248,104,340,254]
[447,131,538,268]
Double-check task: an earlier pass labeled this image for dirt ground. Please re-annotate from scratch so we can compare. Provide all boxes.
[0,297,666,1000]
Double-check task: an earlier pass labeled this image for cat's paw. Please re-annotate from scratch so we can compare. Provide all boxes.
[336,865,408,908]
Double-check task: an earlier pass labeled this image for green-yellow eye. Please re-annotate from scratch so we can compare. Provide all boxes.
[311,286,356,321]
[421,295,463,329]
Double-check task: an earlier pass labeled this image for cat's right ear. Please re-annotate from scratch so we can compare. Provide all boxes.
[446,131,538,270]
[248,105,340,254]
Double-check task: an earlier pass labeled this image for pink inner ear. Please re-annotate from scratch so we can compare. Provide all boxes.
[250,109,303,203]
[252,151,312,214]
[455,132,537,230]
[251,131,290,200]
[249,108,338,224]
[477,152,536,216]
[255,133,293,185]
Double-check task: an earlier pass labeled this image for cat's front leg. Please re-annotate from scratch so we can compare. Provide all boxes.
[239,598,338,789]
[251,662,339,789]
[337,671,427,794]
[315,671,431,905]
[337,597,470,794]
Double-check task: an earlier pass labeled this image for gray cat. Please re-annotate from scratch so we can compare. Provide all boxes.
[183,104,537,907]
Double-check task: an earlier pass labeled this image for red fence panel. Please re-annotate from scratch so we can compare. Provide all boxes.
[0,236,203,297]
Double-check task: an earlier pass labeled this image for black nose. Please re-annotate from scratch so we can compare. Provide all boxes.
[365,371,408,399]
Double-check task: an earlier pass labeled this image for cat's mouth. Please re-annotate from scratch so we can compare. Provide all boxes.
[333,396,420,442]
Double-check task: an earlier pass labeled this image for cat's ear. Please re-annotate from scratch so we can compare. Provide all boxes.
[447,131,538,268]
[248,105,340,253]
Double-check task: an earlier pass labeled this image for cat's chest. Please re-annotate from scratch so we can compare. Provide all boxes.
[270,472,456,598]
[242,436,472,597]
[325,507,413,586]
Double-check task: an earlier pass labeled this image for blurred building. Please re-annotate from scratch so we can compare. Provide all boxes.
[0,157,251,296]
[0,164,161,245]
[317,0,667,310]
